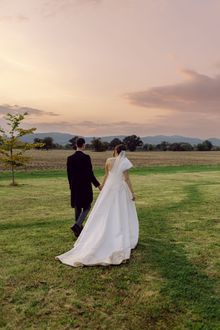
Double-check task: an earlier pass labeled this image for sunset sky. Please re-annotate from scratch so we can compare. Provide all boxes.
[0,0,220,138]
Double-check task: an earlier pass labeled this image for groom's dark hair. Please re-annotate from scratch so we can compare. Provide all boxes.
[76,137,86,148]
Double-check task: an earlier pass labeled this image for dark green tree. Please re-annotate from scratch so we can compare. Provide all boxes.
[148,144,155,151]
[197,140,213,151]
[109,138,122,150]
[91,138,108,152]
[156,141,170,151]
[170,142,193,151]
[34,137,44,149]
[102,141,110,151]
[68,136,79,150]
[123,135,143,151]
[42,137,54,150]
[143,143,149,151]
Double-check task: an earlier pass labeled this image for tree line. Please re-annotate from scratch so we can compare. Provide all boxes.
[34,135,220,152]
[0,112,219,187]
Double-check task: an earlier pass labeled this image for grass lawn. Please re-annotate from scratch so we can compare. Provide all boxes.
[1,166,220,329]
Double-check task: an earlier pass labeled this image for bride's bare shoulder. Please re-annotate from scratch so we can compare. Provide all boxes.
[106,157,116,169]
[106,157,115,163]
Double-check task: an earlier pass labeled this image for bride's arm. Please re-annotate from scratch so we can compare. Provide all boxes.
[124,170,135,201]
[100,160,110,188]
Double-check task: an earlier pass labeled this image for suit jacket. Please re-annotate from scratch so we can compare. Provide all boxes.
[67,151,100,208]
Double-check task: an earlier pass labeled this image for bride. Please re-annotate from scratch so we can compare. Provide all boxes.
[56,144,139,267]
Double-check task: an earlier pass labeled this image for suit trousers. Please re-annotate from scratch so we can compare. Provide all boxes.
[75,204,91,227]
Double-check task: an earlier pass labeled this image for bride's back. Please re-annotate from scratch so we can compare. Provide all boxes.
[106,157,116,172]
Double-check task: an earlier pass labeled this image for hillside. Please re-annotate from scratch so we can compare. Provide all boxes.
[21,133,220,146]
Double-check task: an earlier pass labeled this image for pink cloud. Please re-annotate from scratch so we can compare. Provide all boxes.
[0,15,28,22]
[125,69,220,114]
[0,104,59,117]
[20,117,218,138]
[41,0,102,16]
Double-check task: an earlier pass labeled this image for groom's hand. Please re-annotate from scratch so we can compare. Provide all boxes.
[98,185,102,191]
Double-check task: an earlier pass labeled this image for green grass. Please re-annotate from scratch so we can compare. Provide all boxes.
[1,163,220,181]
[1,167,220,329]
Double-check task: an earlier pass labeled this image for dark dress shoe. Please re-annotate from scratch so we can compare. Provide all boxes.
[71,224,83,238]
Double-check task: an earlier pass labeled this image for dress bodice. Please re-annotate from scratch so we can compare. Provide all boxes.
[106,157,133,188]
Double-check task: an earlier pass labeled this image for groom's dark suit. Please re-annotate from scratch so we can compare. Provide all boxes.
[67,151,100,227]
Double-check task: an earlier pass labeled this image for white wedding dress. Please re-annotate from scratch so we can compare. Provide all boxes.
[56,151,139,267]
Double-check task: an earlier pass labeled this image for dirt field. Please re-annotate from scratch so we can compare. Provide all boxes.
[6,150,220,170]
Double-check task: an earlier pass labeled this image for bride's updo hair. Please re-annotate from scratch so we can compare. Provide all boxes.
[113,144,126,157]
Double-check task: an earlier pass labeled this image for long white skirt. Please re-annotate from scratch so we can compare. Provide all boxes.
[56,180,139,267]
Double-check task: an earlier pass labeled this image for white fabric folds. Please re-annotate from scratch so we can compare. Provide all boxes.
[56,152,139,267]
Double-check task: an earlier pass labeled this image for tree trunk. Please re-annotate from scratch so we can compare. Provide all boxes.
[10,146,15,186]
[11,164,15,185]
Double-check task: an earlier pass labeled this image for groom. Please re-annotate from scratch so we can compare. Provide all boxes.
[67,137,101,237]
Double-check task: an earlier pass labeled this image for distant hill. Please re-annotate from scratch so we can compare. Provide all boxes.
[207,138,220,147]
[141,135,203,145]
[21,132,220,146]
[21,132,74,145]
